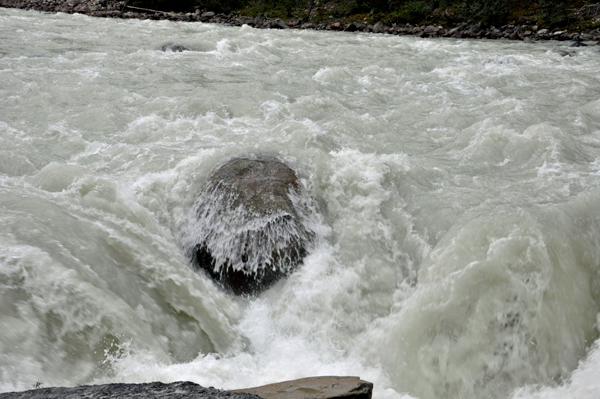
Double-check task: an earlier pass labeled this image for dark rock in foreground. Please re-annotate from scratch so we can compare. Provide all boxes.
[0,377,373,399]
[232,376,373,399]
[188,156,320,296]
[0,381,263,399]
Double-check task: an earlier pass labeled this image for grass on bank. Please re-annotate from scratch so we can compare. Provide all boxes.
[127,0,600,31]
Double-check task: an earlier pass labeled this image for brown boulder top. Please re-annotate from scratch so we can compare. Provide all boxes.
[231,376,373,399]
[207,156,300,216]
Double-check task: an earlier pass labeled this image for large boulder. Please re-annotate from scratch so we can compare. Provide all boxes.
[188,156,321,296]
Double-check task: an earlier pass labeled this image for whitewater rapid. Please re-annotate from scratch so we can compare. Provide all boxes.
[2,7,600,399]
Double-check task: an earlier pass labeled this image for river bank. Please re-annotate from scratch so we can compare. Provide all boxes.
[2,0,600,43]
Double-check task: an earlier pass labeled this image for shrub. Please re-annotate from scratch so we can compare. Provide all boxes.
[388,1,432,23]
[538,0,570,28]
[196,0,245,13]
[129,0,199,12]
[457,0,510,26]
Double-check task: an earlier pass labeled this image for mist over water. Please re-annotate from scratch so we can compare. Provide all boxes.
[2,7,600,398]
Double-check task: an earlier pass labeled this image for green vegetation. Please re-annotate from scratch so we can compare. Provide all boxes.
[128,0,600,30]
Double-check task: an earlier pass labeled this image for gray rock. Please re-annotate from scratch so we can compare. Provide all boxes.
[201,11,214,17]
[423,25,438,34]
[0,381,263,399]
[188,156,321,296]
[253,15,265,25]
[343,23,357,32]
[269,20,289,29]
[232,376,373,399]
[372,21,391,33]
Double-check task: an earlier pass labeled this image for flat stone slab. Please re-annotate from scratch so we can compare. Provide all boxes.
[232,376,373,399]
[0,381,263,399]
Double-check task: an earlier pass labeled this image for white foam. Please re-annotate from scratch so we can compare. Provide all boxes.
[3,8,600,398]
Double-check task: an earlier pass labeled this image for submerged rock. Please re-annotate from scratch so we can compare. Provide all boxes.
[571,36,589,47]
[188,156,321,296]
[232,376,373,399]
[161,42,189,52]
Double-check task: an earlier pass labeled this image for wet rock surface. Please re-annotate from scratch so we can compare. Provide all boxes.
[0,377,373,399]
[188,156,320,296]
[0,381,263,399]
[1,0,599,43]
[232,376,373,399]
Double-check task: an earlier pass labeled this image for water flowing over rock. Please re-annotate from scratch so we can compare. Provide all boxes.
[187,156,321,295]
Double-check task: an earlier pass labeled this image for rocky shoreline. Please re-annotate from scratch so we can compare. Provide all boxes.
[2,0,600,43]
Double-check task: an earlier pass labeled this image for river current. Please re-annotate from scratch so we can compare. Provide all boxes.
[2,8,600,399]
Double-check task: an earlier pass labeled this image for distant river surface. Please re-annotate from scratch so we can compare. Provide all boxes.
[3,7,600,399]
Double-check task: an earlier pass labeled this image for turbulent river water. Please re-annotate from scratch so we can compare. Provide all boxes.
[2,8,600,399]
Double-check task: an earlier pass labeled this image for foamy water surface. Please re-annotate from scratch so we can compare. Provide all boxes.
[2,8,600,399]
